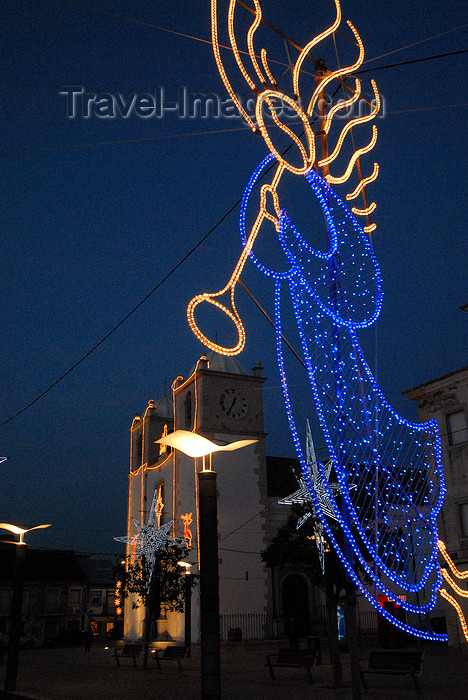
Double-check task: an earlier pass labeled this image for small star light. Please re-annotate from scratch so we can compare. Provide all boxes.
[278,420,344,572]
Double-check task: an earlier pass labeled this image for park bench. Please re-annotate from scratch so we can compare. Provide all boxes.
[359,650,424,693]
[153,645,189,671]
[266,648,318,683]
[114,644,142,667]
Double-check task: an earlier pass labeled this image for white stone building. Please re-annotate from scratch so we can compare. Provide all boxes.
[124,352,275,643]
[404,365,468,645]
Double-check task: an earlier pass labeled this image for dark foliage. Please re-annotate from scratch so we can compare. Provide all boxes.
[121,543,196,614]
[261,504,371,601]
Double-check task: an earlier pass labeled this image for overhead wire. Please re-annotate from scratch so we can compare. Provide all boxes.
[361,22,468,65]
[0,196,243,427]
[354,49,468,75]
[63,0,468,71]
[0,126,252,158]
[2,6,465,424]
[2,47,466,158]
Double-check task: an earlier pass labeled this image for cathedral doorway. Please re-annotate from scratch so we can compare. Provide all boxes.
[281,573,310,638]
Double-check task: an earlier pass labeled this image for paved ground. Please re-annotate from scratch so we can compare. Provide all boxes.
[0,639,467,699]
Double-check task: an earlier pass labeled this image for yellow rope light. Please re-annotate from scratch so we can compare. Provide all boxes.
[187,162,285,354]
[246,0,267,86]
[442,569,468,598]
[323,79,362,134]
[439,588,468,642]
[256,91,315,174]
[326,125,377,184]
[212,0,257,130]
[363,223,377,234]
[437,541,468,643]
[261,48,277,86]
[438,540,468,579]
[306,20,365,118]
[228,0,258,91]
[144,453,172,473]
[347,163,379,200]
[292,0,342,98]
[318,80,380,167]
[352,202,377,216]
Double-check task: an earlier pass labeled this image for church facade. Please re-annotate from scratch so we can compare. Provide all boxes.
[123,351,307,643]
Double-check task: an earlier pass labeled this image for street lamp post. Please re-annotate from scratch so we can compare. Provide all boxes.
[157,430,257,700]
[0,523,51,692]
[178,561,193,656]
[198,466,220,699]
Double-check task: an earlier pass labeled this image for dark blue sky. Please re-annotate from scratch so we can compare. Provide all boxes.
[1,0,467,553]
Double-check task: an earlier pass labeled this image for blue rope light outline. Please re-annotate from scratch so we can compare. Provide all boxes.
[286,273,444,593]
[239,157,447,640]
[274,282,447,641]
[239,153,337,280]
[240,158,444,592]
[239,154,383,327]
[280,188,445,593]
[276,277,430,606]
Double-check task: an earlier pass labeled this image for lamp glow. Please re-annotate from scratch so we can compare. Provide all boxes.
[0,523,51,546]
[178,561,192,573]
[156,429,257,459]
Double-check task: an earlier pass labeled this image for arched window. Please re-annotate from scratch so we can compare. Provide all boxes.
[135,433,143,468]
[184,391,192,430]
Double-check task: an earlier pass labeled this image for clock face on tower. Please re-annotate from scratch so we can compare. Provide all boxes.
[219,389,249,420]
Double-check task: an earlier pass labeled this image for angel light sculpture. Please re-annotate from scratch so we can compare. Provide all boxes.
[187,0,447,640]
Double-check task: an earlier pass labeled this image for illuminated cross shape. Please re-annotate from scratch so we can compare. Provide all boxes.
[146,485,165,529]
[159,424,168,455]
[308,522,330,572]
[181,513,193,550]
[154,494,164,528]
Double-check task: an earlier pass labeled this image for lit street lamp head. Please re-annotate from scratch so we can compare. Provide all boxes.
[0,523,51,546]
[156,429,257,459]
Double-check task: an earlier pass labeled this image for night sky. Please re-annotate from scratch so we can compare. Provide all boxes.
[1,0,467,554]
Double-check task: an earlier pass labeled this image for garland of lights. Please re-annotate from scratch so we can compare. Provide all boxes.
[438,540,468,641]
[115,488,186,591]
[186,0,450,641]
[273,278,446,640]
[238,159,446,638]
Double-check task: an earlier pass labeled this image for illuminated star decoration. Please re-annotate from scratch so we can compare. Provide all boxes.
[114,487,186,591]
[114,520,183,590]
[279,420,342,572]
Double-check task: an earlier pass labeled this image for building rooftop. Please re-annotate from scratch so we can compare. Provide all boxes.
[0,546,86,583]
[191,350,250,376]
[403,365,468,396]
